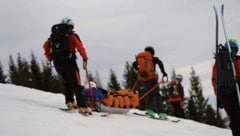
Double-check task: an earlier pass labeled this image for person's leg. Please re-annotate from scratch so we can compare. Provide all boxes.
[54,64,75,105]
[221,93,240,136]
[65,61,87,108]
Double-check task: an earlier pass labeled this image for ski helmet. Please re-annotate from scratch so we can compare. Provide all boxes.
[225,39,239,52]
[61,17,75,28]
[90,81,97,88]
[85,81,97,89]
[176,74,183,81]
[144,46,155,55]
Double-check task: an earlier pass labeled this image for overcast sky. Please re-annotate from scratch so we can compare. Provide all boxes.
[1,0,240,102]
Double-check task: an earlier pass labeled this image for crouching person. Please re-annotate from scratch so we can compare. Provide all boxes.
[84,81,104,112]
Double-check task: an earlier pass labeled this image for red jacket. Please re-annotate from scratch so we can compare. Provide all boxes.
[43,33,88,61]
[211,56,240,94]
[168,80,184,102]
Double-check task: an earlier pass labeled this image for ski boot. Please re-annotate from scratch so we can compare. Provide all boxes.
[79,107,92,116]
[145,109,155,116]
[158,112,168,119]
[66,102,78,109]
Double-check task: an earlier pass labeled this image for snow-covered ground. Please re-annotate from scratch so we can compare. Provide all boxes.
[0,83,231,136]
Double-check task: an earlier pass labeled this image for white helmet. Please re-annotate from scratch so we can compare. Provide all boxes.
[85,81,97,89]
[61,17,75,27]
[176,74,183,81]
[90,81,97,88]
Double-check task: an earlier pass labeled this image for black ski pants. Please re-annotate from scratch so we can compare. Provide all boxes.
[142,79,165,113]
[170,101,185,118]
[54,59,87,107]
[220,92,240,136]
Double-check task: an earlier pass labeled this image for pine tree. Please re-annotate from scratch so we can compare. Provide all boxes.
[16,53,31,87]
[122,61,138,89]
[161,68,177,115]
[170,67,176,81]
[41,61,64,93]
[94,71,103,88]
[8,54,31,86]
[29,51,43,90]
[8,55,19,84]
[0,61,6,83]
[205,105,225,128]
[107,69,121,91]
[159,83,171,114]
[186,67,208,122]
[185,67,225,127]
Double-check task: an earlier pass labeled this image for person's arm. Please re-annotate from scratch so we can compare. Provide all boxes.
[155,57,167,76]
[178,84,184,99]
[70,34,88,69]
[132,61,138,71]
[71,34,88,60]
[211,64,217,95]
[42,39,52,61]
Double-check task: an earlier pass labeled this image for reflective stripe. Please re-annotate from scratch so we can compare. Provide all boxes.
[169,97,182,102]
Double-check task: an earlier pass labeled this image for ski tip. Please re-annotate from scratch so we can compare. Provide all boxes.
[59,108,78,113]
[221,4,224,15]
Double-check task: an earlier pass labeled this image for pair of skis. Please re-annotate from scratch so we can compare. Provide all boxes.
[59,108,93,116]
[213,4,240,115]
[59,108,112,117]
[132,109,180,123]
[133,112,180,123]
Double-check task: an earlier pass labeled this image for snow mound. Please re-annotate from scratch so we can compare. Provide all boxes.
[0,83,231,136]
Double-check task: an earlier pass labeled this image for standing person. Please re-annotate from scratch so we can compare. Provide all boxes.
[168,74,185,118]
[43,17,91,114]
[132,46,168,118]
[211,39,240,136]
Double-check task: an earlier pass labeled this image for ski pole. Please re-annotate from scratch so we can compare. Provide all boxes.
[84,65,94,104]
[131,78,140,93]
[139,76,168,101]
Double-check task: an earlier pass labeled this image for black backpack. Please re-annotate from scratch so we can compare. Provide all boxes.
[50,24,75,62]
[216,44,236,96]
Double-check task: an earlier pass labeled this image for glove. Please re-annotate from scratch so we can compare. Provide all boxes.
[83,58,88,62]
[47,61,53,68]
[172,90,179,96]
[163,72,167,77]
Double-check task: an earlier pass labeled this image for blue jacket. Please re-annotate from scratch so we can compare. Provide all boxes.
[84,87,104,101]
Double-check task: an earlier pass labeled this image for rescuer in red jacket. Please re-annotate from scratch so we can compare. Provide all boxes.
[43,17,91,114]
